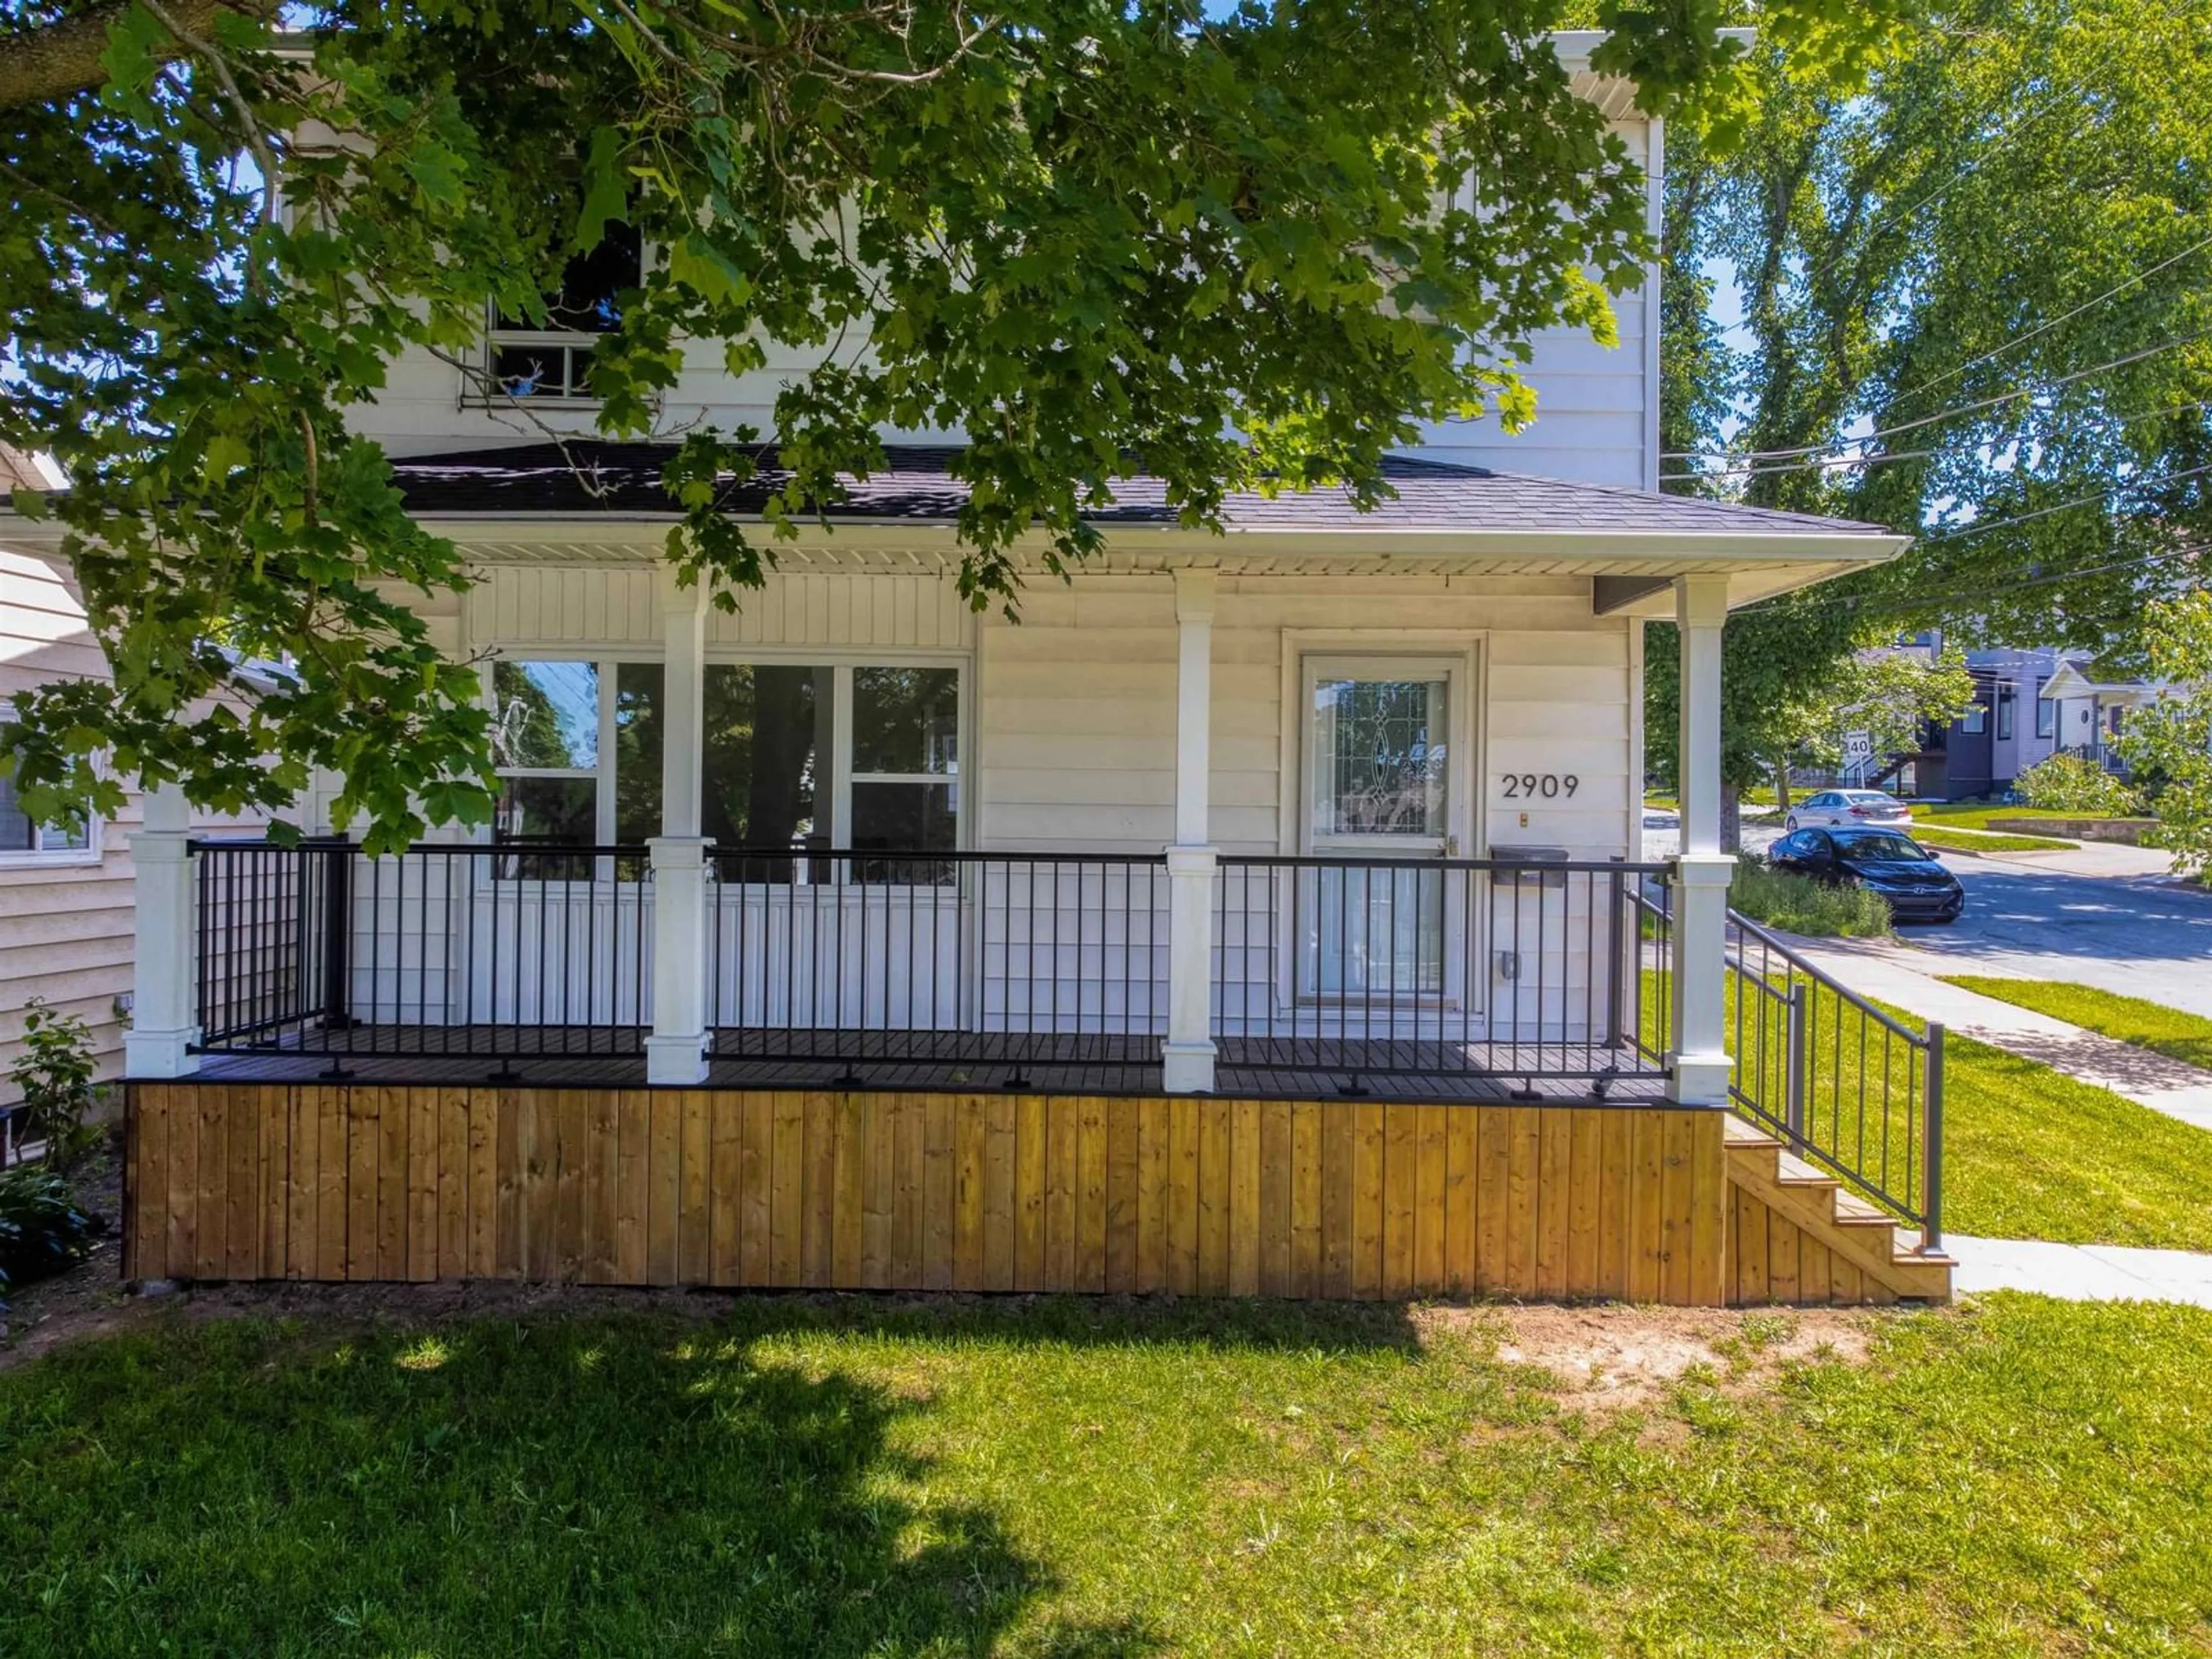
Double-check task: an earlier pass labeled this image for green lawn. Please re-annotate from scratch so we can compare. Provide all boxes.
[1914,801,2128,833]
[3,1296,2210,1655]
[1940,978,2212,1075]
[1673,968,2212,1250]
[1908,825,2075,854]
[1923,1028,2212,1249]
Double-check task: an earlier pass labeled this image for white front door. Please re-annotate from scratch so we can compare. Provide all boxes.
[1301,657,1460,1001]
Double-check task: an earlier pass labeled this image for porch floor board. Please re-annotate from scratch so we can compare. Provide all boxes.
[190,1024,1672,1105]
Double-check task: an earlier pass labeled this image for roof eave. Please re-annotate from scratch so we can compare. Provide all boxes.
[406,512,1909,562]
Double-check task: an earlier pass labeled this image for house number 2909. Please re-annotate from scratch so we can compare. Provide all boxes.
[1500,773,1578,800]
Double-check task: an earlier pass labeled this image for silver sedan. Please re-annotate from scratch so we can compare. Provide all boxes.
[1782,789,1914,831]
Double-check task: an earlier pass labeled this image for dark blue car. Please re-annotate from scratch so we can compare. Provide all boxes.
[1767,825,1965,925]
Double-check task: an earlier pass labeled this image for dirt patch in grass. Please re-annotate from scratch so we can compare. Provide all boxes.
[1421,1302,1878,1419]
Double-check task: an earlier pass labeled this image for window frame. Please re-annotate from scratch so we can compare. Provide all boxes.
[1961,702,1987,736]
[482,648,972,870]
[2035,696,2056,739]
[0,721,103,870]
[704,649,969,856]
[476,228,649,408]
[1996,691,2014,741]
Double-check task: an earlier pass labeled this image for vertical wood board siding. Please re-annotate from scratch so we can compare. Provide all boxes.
[469,566,974,651]
[127,1083,1820,1304]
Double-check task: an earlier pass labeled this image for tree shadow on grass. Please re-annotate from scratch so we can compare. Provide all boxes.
[0,1301,1255,1657]
[694,1288,1430,1359]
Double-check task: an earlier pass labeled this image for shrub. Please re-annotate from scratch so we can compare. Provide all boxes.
[2016,752,2141,816]
[7,997,103,1178]
[1728,863,1892,938]
[0,1166,98,1310]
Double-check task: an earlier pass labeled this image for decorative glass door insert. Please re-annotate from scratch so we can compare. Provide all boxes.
[1301,658,1457,999]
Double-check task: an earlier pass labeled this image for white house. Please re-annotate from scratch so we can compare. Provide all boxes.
[5,36,1942,1303]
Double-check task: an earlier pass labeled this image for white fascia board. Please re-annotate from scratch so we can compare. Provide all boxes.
[418,513,1911,567]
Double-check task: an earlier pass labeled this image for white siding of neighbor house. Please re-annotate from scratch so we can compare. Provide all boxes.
[0,546,263,1108]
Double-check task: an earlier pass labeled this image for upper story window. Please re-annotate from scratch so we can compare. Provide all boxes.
[486,223,643,402]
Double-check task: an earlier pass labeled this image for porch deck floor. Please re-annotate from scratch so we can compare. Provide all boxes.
[188,1025,1673,1105]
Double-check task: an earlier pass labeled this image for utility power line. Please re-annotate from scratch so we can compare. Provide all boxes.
[1888,228,2212,410]
[1739,0,2192,338]
[1658,448,1934,484]
[1741,539,2207,620]
[1660,330,2212,464]
[1661,393,2212,484]
[1918,460,2212,543]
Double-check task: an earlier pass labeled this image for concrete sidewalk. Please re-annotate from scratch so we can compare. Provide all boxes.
[1775,935,2212,1132]
[1950,1236,2212,1307]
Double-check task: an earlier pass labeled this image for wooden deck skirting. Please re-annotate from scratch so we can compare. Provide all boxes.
[122,1084,1937,1305]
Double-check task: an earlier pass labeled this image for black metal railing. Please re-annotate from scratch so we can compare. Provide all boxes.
[1212,855,1672,1096]
[1721,912,1944,1248]
[708,847,1168,1081]
[192,840,653,1069]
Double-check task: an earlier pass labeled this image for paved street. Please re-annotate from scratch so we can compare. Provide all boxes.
[1644,809,2212,1018]
[1887,846,2212,1018]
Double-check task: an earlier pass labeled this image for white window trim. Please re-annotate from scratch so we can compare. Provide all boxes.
[708,649,970,853]
[472,329,607,407]
[1,718,105,868]
[483,654,619,847]
[471,235,654,408]
[0,816,103,870]
[483,649,971,855]
[1274,631,1483,861]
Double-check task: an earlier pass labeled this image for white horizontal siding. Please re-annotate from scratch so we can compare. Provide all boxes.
[971,573,1634,862]
[1,544,268,1103]
[976,584,1179,853]
[347,118,1656,491]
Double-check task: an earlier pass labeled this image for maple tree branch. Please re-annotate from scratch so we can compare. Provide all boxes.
[0,0,275,109]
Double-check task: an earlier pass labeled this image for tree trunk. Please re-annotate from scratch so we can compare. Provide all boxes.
[1721,783,1744,854]
[1771,758,1794,813]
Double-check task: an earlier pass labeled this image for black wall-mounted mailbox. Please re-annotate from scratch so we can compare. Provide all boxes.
[1490,844,1570,888]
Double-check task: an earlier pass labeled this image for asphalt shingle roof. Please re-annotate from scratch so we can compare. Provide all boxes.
[388,442,1895,537]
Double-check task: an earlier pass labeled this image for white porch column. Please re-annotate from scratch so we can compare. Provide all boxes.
[1669,574,1734,1104]
[1162,569,1218,1093]
[125,784,199,1078]
[645,573,711,1085]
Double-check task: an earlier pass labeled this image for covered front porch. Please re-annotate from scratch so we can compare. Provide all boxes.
[115,446,1940,1302]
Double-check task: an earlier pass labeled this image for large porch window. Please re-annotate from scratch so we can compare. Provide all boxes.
[488,654,960,869]
[490,659,662,869]
[704,661,960,882]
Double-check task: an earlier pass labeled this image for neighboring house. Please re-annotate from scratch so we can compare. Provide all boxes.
[2,36,1949,1303]
[1874,639,2173,801]
[0,446,266,1128]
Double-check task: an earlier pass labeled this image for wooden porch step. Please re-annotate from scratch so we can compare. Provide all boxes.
[1723,1112,1952,1302]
